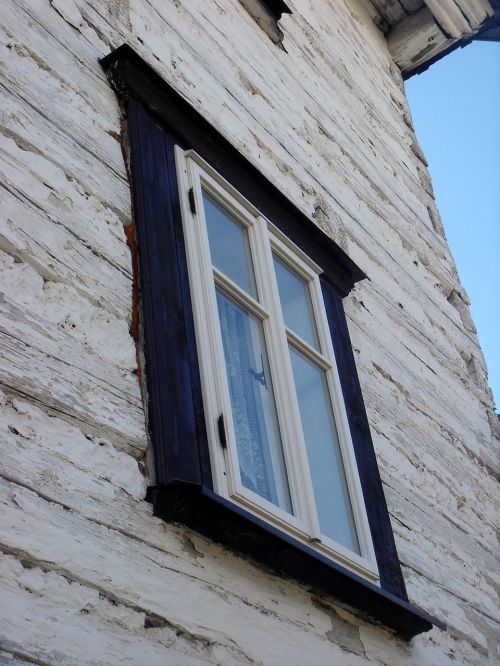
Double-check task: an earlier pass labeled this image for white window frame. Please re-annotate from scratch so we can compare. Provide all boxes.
[175,147,379,582]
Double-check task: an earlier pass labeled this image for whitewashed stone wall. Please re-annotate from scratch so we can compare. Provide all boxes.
[0,0,498,664]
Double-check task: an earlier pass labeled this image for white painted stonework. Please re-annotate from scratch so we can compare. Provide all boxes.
[0,1,498,664]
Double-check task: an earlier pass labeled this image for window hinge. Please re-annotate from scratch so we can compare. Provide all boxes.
[217,413,227,448]
[188,187,196,214]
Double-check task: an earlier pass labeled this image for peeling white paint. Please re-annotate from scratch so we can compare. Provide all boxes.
[0,0,498,664]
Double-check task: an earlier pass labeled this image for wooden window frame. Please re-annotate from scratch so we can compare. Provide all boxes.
[100,44,444,639]
[177,148,378,581]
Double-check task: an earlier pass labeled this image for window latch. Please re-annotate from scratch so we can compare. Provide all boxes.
[249,367,266,386]
[217,413,227,448]
[249,355,266,386]
[188,187,196,214]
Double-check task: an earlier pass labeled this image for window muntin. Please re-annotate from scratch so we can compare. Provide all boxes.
[176,147,378,581]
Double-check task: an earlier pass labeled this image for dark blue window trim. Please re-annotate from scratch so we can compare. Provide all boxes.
[100,44,444,639]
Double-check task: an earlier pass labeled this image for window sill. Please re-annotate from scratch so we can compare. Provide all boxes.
[147,482,445,639]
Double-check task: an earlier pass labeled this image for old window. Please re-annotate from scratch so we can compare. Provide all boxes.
[176,148,378,581]
[101,44,443,639]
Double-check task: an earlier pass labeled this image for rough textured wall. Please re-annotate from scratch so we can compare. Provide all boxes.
[0,0,498,664]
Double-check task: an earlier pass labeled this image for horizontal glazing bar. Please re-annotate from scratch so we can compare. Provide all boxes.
[286,328,331,370]
[214,268,269,320]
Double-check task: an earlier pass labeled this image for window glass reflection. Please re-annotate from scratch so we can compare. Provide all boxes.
[290,346,359,553]
[203,191,257,297]
[273,255,319,349]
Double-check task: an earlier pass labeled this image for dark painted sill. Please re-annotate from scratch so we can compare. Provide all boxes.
[147,483,445,640]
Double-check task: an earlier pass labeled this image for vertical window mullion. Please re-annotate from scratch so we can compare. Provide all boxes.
[254,216,321,537]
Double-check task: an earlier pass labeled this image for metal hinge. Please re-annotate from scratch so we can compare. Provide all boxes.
[217,413,227,448]
[188,187,196,214]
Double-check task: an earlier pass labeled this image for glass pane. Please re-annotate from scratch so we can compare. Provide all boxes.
[273,255,319,349]
[290,346,360,553]
[203,191,257,297]
[216,289,292,513]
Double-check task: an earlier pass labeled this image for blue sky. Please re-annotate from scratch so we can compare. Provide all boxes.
[405,41,500,409]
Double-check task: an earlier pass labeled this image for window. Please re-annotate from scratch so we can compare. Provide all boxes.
[176,149,378,582]
[101,44,443,638]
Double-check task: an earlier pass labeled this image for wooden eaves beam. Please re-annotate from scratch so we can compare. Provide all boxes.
[387,0,495,78]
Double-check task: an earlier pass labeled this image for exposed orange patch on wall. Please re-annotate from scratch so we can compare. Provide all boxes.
[120,117,142,383]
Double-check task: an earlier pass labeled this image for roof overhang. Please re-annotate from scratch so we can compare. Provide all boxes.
[367,0,500,78]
